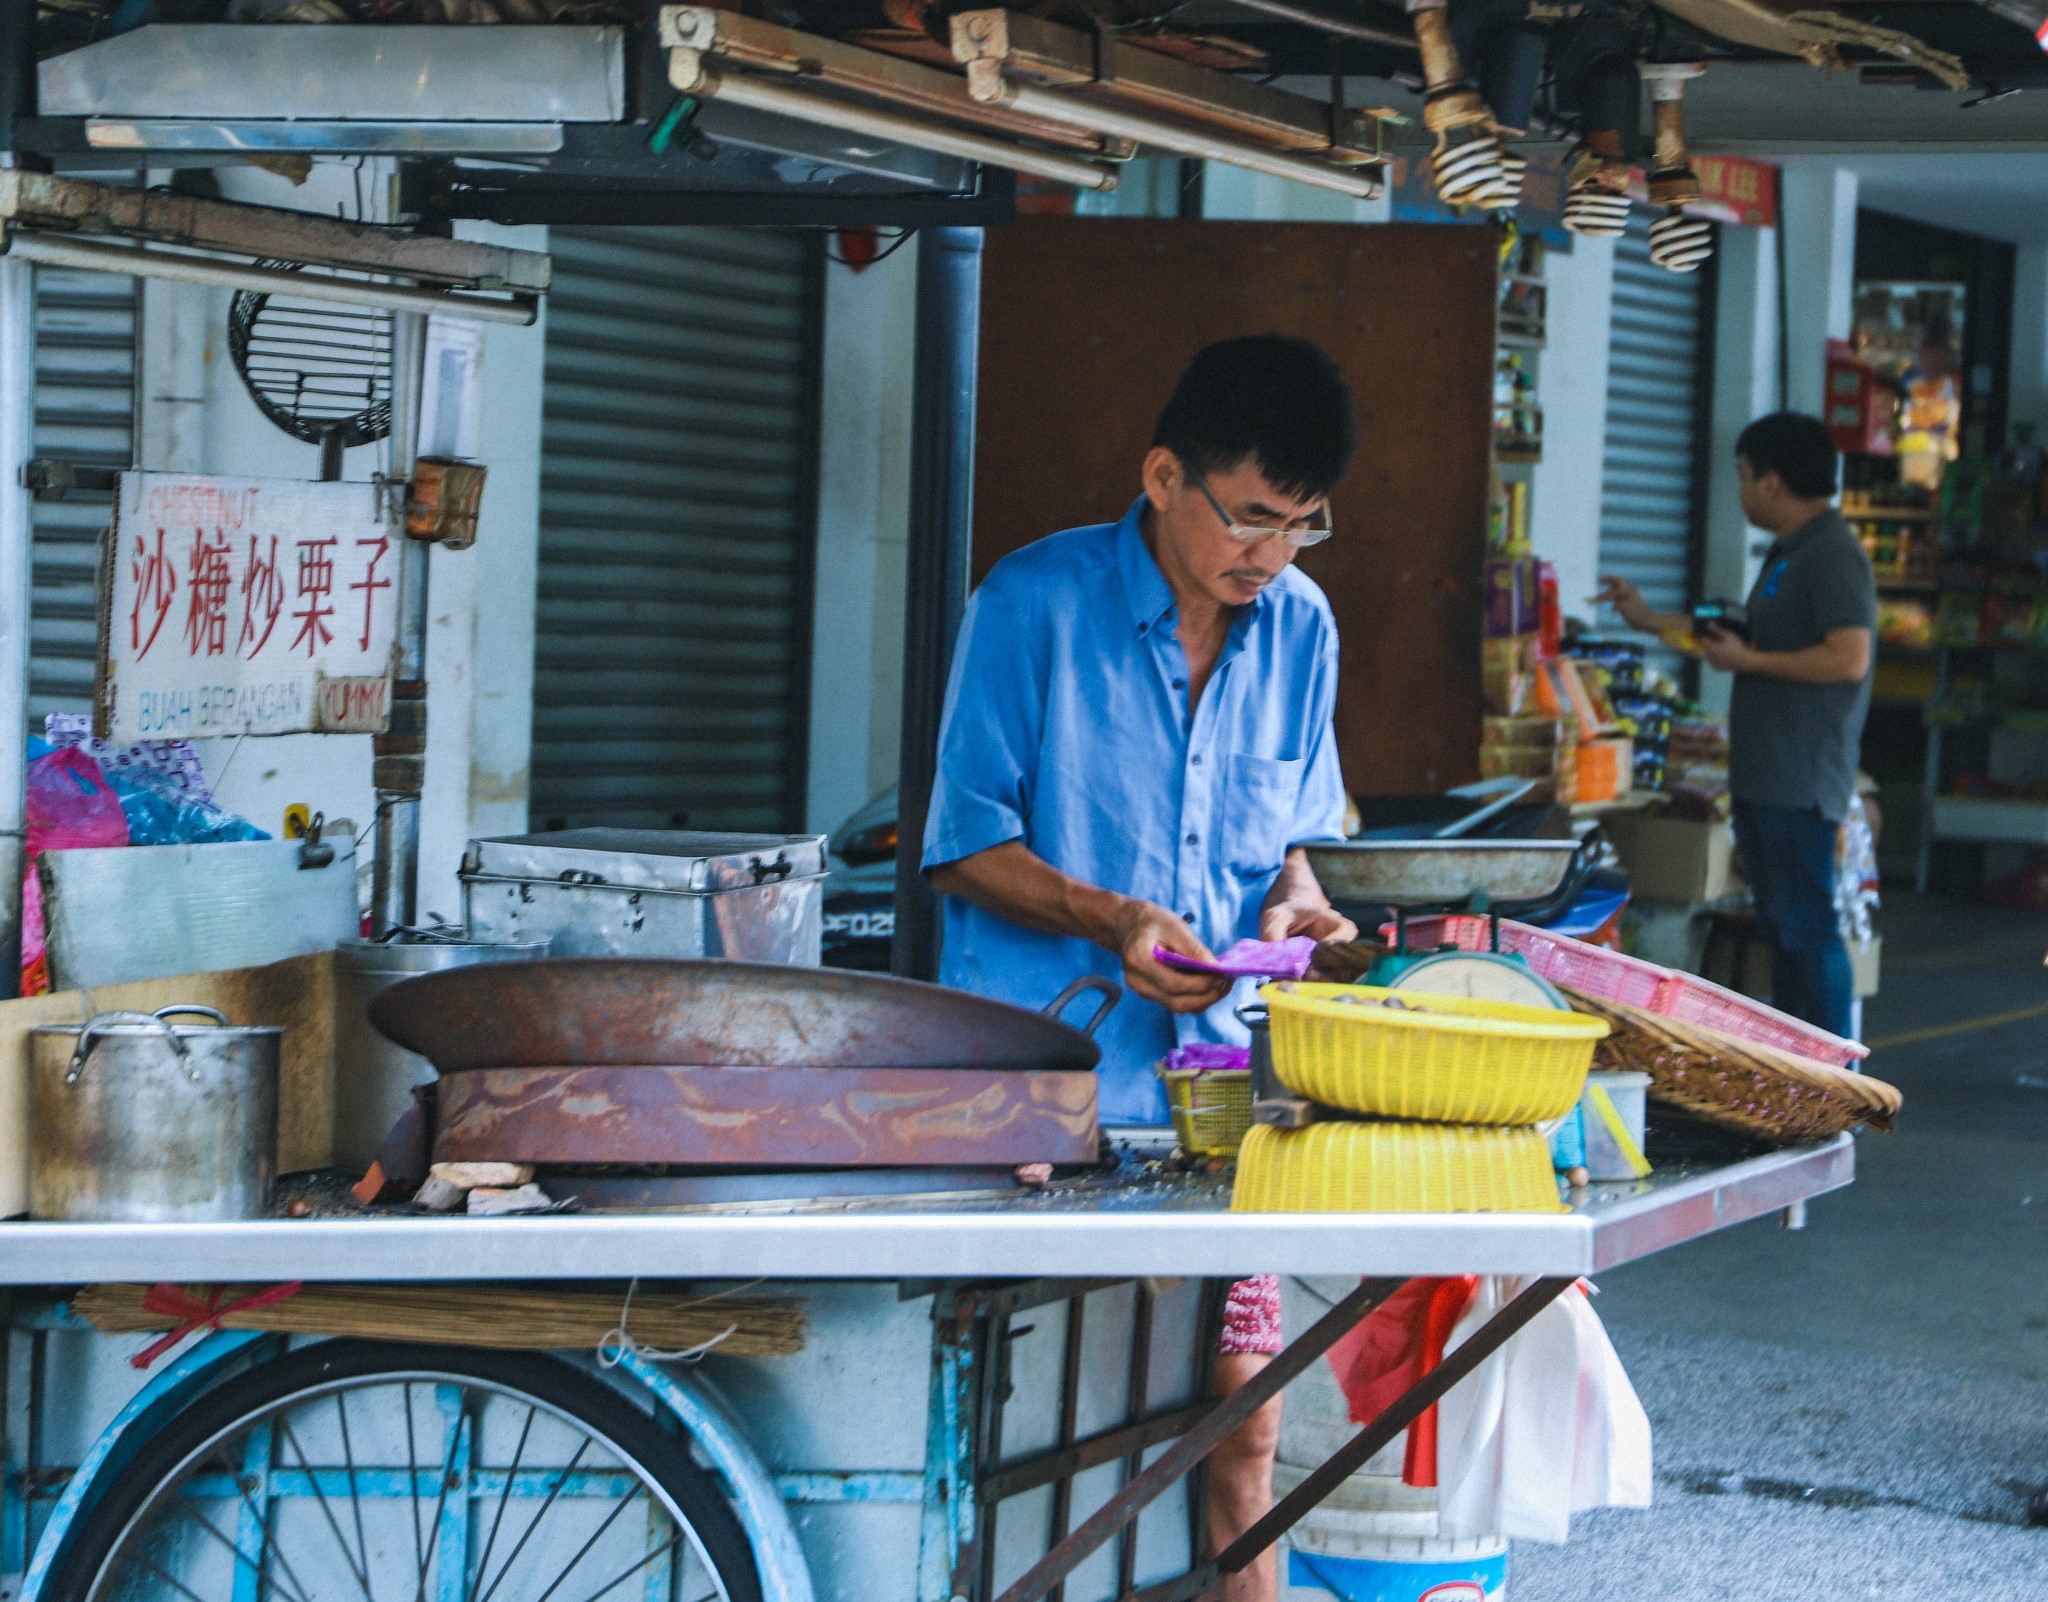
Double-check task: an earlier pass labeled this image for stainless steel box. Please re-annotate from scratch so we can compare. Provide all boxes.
[460,829,828,965]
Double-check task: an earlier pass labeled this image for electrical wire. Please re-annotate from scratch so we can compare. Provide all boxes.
[826,227,918,268]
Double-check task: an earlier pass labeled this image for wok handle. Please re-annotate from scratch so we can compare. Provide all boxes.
[1043,975,1122,1038]
[153,1004,230,1027]
[65,1009,194,1087]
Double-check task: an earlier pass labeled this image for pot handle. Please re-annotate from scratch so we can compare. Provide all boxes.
[65,1009,195,1087]
[152,1004,230,1028]
[1235,1001,1269,1028]
[1042,975,1122,1038]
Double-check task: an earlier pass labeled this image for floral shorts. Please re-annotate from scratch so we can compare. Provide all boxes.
[1218,1273,1283,1356]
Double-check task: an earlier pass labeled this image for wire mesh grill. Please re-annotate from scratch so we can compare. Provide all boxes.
[228,261,393,448]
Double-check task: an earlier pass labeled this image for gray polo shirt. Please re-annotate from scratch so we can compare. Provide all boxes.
[1728,508,1876,820]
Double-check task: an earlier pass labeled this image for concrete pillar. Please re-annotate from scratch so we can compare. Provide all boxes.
[1696,224,1784,715]
[1529,235,1616,624]
[1779,165,1859,419]
[2008,242,2048,445]
[805,239,919,836]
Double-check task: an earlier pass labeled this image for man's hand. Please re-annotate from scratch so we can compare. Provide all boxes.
[1695,622,1756,674]
[1112,898,1232,1013]
[1591,574,1652,631]
[1259,899,1358,944]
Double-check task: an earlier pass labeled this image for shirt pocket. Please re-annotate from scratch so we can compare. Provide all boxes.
[1222,753,1305,877]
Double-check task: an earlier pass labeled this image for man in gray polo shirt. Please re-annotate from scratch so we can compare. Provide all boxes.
[1596,412,1874,1036]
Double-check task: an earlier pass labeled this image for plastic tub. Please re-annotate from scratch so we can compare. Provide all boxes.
[1262,982,1605,1125]
[1233,1122,1565,1214]
[1581,1069,1651,1182]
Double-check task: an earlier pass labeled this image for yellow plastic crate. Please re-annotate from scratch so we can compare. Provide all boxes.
[1160,1067,1253,1156]
[1261,982,1606,1125]
[1231,1121,1564,1213]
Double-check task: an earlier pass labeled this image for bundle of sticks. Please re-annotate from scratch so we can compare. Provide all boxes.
[1561,986,1901,1144]
[75,1281,807,1357]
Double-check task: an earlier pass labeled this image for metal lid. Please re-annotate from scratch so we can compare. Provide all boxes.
[460,829,829,893]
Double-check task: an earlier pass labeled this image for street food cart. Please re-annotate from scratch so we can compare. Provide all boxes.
[0,1136,1854,1602]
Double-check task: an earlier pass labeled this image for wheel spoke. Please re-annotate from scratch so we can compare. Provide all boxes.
[140,1554,219,1602]
[164,1498,313,1602]
[403,1381,428,1590]
[528,1487,645,1602]
[467,1405,536,1602]
[561,1532,680,1602]
[474,1439,591,1602]
[337,1390,375,1592]
[276,1416,376,1602]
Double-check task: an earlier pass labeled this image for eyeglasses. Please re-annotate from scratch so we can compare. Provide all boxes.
[1186,466,1334,549]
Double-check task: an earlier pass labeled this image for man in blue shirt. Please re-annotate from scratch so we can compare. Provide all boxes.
[923,335,1359,1602]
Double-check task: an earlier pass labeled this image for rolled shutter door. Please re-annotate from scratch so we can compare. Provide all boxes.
[1598,218,1707,635]
[531,227,817,833]
[31,266,137,727]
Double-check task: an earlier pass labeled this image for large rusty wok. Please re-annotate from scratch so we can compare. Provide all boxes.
[369,958,1121,1073]
[362,959,1121,1177]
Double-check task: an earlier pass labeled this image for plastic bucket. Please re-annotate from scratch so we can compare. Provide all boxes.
[1276,1309,1508,1600]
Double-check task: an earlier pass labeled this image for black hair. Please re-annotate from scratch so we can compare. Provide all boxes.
[1151,335,1357,499]
[1736,412,1839,500]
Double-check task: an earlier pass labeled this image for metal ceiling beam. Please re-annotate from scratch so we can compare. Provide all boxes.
[949,8,1381,155]
[3,233,538,324]
[0,170,551,293]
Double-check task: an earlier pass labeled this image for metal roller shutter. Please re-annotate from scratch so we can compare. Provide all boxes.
[31,265,137,726]
[1598,219,1707,630]
[531,226,818,834]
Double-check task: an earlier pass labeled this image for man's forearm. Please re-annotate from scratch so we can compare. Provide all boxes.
[1736,630,1872,685]
[928,840,1127,948]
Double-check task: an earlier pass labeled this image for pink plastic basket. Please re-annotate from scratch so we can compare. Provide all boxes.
[1382,915,1869,1067]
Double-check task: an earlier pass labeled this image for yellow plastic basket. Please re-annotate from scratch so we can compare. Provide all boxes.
[1260,982,1607,1125]
[1159,1067,1253,1157]
[1231,1121,1565,1213]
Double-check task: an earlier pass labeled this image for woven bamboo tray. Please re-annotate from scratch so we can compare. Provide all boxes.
[1561,986,1901,1144]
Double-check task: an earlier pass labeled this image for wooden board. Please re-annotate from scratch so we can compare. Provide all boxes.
[0,951,340,1215]
[434,1065,1101,1167]
[974,218,1496,797]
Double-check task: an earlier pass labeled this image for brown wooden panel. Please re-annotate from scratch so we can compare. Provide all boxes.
[974,218,1496,797]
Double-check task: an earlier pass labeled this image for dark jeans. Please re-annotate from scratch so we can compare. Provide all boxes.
[1730,799,1854,1039]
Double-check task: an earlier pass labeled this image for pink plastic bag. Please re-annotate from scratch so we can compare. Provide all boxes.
[21,747,130,993]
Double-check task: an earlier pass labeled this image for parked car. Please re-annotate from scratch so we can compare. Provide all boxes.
[822,787,898,970]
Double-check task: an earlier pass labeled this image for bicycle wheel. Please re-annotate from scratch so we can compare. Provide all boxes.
[48,1340,764,1602]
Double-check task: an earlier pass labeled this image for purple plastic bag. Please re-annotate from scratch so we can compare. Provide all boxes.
[1164,1042,1251,1073]
[1152,936,1318,980]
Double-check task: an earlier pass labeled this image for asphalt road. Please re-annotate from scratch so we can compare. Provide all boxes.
[1516,893,2048,1599]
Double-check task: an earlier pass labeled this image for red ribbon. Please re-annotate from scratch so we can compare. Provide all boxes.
[129,1281,307,1370]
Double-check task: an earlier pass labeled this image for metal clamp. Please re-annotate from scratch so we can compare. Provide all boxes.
[1041,975,1122,1038]
[64,1006,228,1086]
[749,852,794,886]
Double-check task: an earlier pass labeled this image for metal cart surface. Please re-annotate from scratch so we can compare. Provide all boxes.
[0,1138,1852,1602]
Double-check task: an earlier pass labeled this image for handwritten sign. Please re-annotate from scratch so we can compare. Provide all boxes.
[97,473,398,742]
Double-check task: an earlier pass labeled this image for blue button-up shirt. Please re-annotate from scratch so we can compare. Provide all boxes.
[921,499,1347,1124]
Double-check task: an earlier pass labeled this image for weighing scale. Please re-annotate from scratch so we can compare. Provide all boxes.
[1294,837,1582,1008]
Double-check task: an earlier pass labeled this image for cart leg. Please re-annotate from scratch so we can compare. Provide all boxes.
[990,1278,1404,1602]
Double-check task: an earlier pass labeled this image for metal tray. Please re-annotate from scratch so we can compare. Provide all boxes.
[1294,838,1580,906]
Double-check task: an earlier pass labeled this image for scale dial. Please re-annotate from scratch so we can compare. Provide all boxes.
[1384,952,1568,1010]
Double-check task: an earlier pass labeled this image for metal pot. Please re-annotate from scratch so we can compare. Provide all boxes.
[29,1006,282,1222]
[334,935,549,1173]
